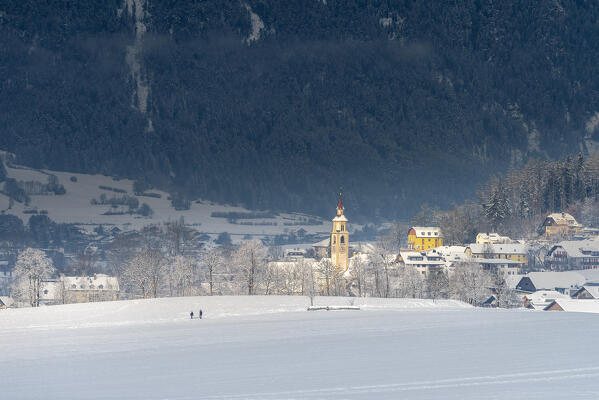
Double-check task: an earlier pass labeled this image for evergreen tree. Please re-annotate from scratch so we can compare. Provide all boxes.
[483,179,510,230]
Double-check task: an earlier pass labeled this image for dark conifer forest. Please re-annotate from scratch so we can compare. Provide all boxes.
[2,1,599,220]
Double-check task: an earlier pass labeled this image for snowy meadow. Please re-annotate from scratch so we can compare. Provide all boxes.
[2,296,599,399]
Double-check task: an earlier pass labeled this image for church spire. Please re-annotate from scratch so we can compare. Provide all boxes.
[336,190,344,216]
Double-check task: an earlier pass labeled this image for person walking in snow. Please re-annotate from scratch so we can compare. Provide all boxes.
[190,311,194,319]
[199,309,203,319]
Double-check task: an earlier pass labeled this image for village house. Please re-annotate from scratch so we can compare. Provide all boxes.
[539,212,581,238]
[311,238,330,259]
[407,227,443,251]
[397,251,445,277]
[41,274,120,305]
[522,290,570,310]
[466,243,529,268]
[544,238,599,270]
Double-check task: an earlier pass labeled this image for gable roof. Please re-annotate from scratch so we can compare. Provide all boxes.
[410,227,441,238]
[548,239,599,258]
[312,238,330,248]
[544,299,599,313]
[0,296,14,307]
[467,243,529,255]
[572,285,599,299]
[545,212,580,227]
[516,270,599,292]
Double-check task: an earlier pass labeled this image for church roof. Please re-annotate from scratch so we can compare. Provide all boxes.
[337,197,343,210]
[333,215,348,222]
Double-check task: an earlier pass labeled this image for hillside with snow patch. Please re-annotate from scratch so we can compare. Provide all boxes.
[0,155,330,240]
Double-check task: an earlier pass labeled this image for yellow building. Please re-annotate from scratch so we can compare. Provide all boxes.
[408,227,443,251]
[465,243,529,267]
[330,195,349,273]
[540,212,581,238]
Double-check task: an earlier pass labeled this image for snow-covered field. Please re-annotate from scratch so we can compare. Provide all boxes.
[0,155,329,239]
[2,296,599,399]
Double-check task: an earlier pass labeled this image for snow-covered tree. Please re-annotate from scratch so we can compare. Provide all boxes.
[200,247,223,296]
[233,240,266,295]
[397,266,425,298]
[449,263,493,305]
[122,248,164,298]
[426,271,449,301]
[483,178,510,230]
[166,255,195,297]
[11,248,55,307]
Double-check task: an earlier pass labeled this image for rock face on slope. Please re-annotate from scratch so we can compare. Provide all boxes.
[1,1,599,219]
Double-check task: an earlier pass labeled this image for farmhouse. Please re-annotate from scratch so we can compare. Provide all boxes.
[544,239,599,270]
[539,212,581,238]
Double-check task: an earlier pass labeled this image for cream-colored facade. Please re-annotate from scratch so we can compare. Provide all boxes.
[330,196,349,273]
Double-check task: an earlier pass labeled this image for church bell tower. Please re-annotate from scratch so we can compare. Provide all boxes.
[330,192,349,273]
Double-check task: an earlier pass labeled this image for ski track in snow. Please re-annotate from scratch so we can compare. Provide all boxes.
[204,367,599,399]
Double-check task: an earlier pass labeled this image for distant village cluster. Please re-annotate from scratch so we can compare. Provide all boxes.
[2,195,599,312]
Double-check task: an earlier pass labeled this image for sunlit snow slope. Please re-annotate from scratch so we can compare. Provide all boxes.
[2,296,599,399]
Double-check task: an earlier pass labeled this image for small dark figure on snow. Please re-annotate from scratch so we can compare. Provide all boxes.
[199,309,203,319]
[190,311,194,319]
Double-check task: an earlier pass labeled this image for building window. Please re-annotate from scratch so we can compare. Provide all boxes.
[341,236,345,244]
[341,225,344,231]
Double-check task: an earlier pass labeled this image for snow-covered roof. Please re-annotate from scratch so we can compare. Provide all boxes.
[476,233,511,244]
[524,290,570,309]
[268,259,317,270]
[573,285,599,299]
[545,299,599,313]
[429,246,467,256]
[332,215,348,222]
[549,238,599,258]
[467,243,529,255]
[312,238,330,248]
[410,227,441,238]
[399,251,445,266]
[545,212,580,227]
[0,296,14,307]
[519,270,599,291]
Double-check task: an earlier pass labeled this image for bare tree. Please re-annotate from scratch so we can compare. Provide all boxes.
[426,271,449,301]
[122,248,165,298]
[166,255,195,296]
[11,248,55,307]
[200,247,223,296]
[449,262,493,305]
[397,266,425,298]
[165,217,191,256]
[233,240,266,295]
[315,258,335,296]
[349,255,368,297]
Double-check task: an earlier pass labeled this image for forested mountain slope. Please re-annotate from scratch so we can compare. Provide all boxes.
[2,0,599,220]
